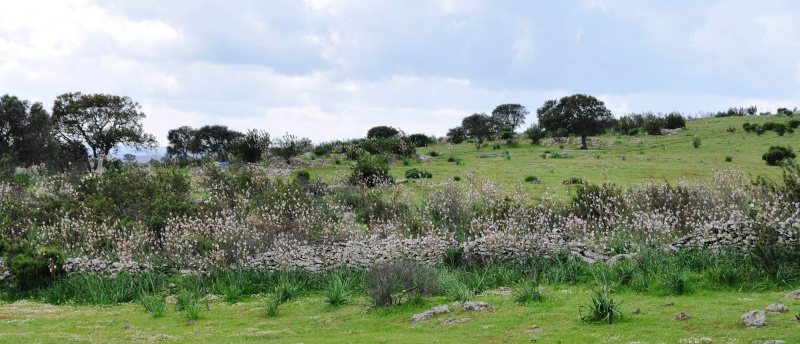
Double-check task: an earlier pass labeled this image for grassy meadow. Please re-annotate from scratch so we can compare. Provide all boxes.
[2,113,800,343]
[312,114,799,197]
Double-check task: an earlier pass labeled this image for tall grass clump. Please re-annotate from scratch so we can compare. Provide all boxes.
[323,273,353,307]
[513,282,544,304]
[580,286,623,324]
[141,295,166,318]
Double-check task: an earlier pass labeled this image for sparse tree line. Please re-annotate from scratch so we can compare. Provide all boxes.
[3,92,798,178]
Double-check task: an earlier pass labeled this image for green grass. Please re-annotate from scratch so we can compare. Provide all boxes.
[309,114,800,198]
[1,287,798,343]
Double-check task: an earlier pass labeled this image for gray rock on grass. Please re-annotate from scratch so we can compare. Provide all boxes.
[742,310,767,328]
[765,303,789,314]
[463,301,494,312]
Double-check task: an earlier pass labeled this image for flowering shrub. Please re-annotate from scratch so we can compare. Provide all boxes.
[0,163,798,279]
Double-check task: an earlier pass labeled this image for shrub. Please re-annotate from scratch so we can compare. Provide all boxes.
[664,112,686,129]
[726,126,736,133]
[9,246,66,291]
[789,119,800,129]
[563,177,584,185]
[692,136,701,148]
[762,145,795,166]
[774,123,788,136]
[367,260,438,307]
[627,128,640,136]
[524,124,546,145]
[754,125,766,135]
[453,176,461,182]
[743,122,753,132]
[642,117,664,135]
[580,286,623,324]
[763,122,777,131]
[367,126,400,139]
[407,133,434,147]
[524,176,540,183]
[405,168,432,179]
[427,151,440,157]
[294,170,311,183]
[725,156,732,162]
[349,154,393,187]
[446,126,467,144]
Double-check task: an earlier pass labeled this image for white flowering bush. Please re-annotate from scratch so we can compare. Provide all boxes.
[1,163,799,276]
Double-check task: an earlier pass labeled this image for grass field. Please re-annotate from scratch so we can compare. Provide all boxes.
[1,287,798,343]
[311,114,799,198]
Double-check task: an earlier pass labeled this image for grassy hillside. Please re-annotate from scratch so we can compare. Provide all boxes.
[311,114,799,198]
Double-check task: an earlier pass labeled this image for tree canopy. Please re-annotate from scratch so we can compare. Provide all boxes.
[491,103,528,133]
[461,113,495,150]
[1,94,60,168]
[367,126,400,139]
[537,94,613,149]
[52,92,157,170]
[189,125,242,161]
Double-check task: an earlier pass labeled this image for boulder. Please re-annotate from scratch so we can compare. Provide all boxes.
[463,301,495,312]
[785,289,800,299]
[431,305,451,315]
[742,310,767,328]
[441,317,473,326]
[752,341,785,344]
[765,303,789,314]
[410,310,435,323]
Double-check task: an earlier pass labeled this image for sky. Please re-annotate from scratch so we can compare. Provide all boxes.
[2,0,800,146]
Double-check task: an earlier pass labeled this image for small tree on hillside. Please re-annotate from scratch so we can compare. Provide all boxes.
[367,126,400,139]
[446,126,467,144]
[537,94,613,150]
[491,103,528,133]
[461,113,495,150]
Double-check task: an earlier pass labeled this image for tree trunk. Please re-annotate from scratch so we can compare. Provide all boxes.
[580,135,588,150]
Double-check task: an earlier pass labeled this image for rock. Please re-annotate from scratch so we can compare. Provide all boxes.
[527,324,544,333]
[463,301,495,312]
[411,310,435,323]
[785,289,800,299]
[606,253,635,265]
[267,156,286,166]
[497,286,512,294]
[674,312,692,321]
[660,302,674,307]
[478,153,496,158]
[441,317,474,326]
[742,310,767,328]
[632,307,641,315]
[418,155,433,162]
[752,340,785,344]
[431,305,451,315]
[765,303,789,314]
[124,324,131,329]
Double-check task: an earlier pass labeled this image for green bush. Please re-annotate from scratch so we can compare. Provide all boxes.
[9,246,66,291]
[524,124,546,144]
[627,128,640,136]
[754,125,766,135]
[524,175,540,183]
[725,156,732,162]
[726,126,736,133]
[692,136,701,148]
[349,154,393,187]
[405,168,432,179]
[774,123,788,136]
[788,119,800,129]
[743,122,754,132]
[407,133,435,147]
[762,145,796,166]
[664,112,686,129]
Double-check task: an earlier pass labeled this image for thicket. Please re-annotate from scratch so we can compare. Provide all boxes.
[2,161,800,304]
